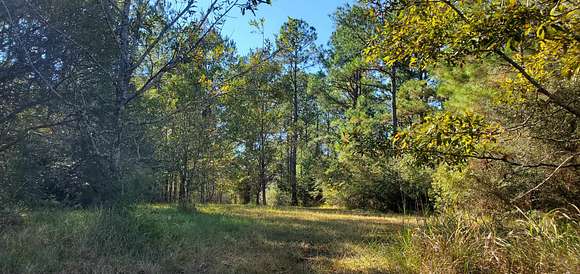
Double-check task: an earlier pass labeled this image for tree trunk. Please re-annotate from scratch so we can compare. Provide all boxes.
[290,62,299,206]
[261,178,267,206]
[390,65,398,134]
[259,128,267,205]
[164,176,170,202]
[259,100,268,206]
[179,173,187,206]
[178,149,189,207]
[110,0,132,201]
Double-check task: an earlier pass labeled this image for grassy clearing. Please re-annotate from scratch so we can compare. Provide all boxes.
[0,204,419,274]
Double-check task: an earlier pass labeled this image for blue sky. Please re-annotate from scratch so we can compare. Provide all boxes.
[220,0,354,54]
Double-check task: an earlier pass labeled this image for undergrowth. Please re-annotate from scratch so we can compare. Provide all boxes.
[393,207,580,273]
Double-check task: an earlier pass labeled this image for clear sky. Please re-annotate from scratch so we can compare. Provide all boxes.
[220,0,354,55]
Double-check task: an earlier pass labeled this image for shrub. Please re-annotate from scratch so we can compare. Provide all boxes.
[266,184,291,206]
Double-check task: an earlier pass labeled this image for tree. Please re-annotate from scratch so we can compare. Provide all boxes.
[276,17,317,205]
[365,0,579,210]
[365,0,579,118]
[1,0,120,205]
[0,0,271,206]
[222,48,283,205]
[97,0,270,201]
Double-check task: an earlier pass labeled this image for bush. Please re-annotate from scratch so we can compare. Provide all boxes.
[322,155,432,213]
[0,209,23,230]
[430,163,471,212]
[266,184,291,206]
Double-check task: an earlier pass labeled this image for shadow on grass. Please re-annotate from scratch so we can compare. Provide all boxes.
[0,205,414,273]
[280,206,392,217]
[143,204,413,273]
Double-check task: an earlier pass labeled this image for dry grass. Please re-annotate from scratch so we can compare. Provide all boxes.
[0,204,418,274]
[397,209,580,273]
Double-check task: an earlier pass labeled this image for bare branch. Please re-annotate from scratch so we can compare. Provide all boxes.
[512,155,577,202]
[0,115,78,153]
[131,0,197,71]
[1,0,77,108]
[24,0,115,81]
[125,0,237,105]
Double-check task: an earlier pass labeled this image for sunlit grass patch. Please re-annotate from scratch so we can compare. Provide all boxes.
[331,242,395,274]
[1,204,413,273]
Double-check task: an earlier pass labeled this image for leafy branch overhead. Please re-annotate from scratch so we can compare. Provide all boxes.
[365,0,580,117]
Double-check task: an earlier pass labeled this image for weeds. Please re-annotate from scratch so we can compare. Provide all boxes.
[394,207,580,273]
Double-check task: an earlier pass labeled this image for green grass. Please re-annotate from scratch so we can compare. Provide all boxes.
[0,204,419,274]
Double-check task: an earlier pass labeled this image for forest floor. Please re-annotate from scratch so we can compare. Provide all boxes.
[0,204,420,274]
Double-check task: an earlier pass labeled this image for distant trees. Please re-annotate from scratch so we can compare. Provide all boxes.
[145,31,230,208]
[94,0,271,204]
[222,48,282,205]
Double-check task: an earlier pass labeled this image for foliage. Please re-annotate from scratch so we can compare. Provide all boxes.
[365,0,579,116]
[395,111,501,166]
[0,0,578,272]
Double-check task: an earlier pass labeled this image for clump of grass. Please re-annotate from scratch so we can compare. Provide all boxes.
[0,209,23,229]
[0,206,164,273]
[87,206,162,256]
[393,207,580,273]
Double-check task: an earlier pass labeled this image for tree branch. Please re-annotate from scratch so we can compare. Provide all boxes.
[512,155,576,202]
[131,0,198,71]
[436,0,580,117]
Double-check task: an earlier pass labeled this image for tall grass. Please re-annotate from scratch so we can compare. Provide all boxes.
[0,206,165,273]
[394,207,580,273]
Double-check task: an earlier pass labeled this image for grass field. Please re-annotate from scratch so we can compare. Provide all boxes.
[0,204,420,274]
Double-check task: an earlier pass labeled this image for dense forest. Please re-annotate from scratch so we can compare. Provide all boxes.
[1,0,578,273]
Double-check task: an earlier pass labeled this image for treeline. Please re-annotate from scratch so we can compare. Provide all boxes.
[1,0,578,215]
